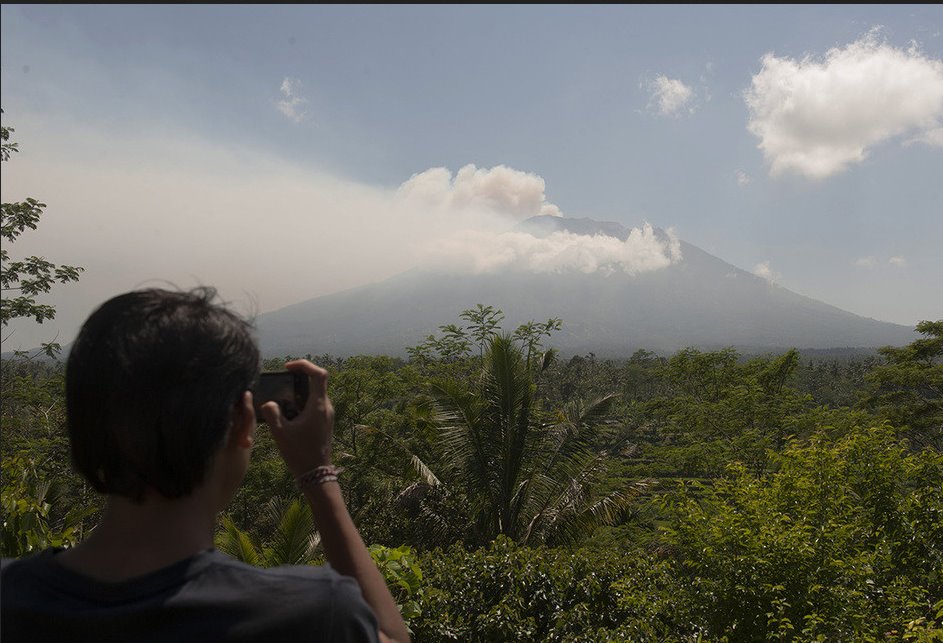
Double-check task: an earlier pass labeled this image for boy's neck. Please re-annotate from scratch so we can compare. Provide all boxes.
[56,490,218,583]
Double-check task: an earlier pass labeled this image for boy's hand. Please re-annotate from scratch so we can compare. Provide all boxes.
[261,360,334,476]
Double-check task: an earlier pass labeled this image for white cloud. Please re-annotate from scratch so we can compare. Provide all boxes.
[904,126,943,147]
[644,75,695,117]
[396,164,562,220]
[752,260,781,282]
[735,170,751,187]
[744,30,943,179]
[855,256,878,268]
[889,256,907,266]
[276,77,308,123]
[424,224,682,276]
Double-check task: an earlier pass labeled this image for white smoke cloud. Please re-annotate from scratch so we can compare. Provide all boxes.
[277,77,308,123]
[397,165,681,276]
[855,256,878,268]
[889,256,907,267]
[424,224,682,276]
[644,75,695,117]
[744,30,943,179]
[396,164,562,219]
[1,117,680,351]
[735,170,751,187]
[752,260,781,282]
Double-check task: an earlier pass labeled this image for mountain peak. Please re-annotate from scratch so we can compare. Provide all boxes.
[516,214,636,240]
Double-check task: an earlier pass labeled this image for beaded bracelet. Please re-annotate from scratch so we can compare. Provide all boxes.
[296,465,345,489]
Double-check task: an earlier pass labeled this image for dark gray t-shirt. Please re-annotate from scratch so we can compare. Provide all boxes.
[1,548,379,642]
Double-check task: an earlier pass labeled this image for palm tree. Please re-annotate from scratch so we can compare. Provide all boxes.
[216,496,320,566]
[425,334,648,547]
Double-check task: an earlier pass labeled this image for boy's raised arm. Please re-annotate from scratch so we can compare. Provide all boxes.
[261,360,410,643]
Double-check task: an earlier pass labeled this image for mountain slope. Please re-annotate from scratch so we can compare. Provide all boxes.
[256,216,916,358]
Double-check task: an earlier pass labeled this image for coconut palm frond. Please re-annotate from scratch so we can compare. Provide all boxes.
[574,392,621,427]
[545,479,654,547]
[410,454,441,487]
[266,497,317,566]
[519,451,612,544]
[433,384,493,497]
[215,514,260,566]
[553,393,621,452]
[345,421,441,485]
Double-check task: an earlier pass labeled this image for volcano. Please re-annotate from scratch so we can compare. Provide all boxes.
[256,216,916,358]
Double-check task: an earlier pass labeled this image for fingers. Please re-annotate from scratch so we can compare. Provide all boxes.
[263,360,335,474]
[260,360,333,430]
[260,401,283,429]
[283,360,331,424]
[284,359,329,398]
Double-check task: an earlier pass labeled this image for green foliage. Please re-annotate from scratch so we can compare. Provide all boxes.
[512,317,563,367]
[216,514,262,566]
[215,496,319,567]
[1,359,100,555]
[369,544,425,628]
[1,113,84,356]
[330,355,416,448]
[427,334,645,546]
[3,299,939,642]
[864,320,943,449]
[897,599,943,642]
[1,454,90,556]
[217,420,936,640]
[655,347,806,446]
[1,358,68,444]
[659,424,943,641]
[460,304,504,356]
[793,355,879,408]
[412,536,692,642]
[620,347,815,480]
[406,304,560,374]
[543,352,632,408]
[226,425,297,536]
[622,349,669,402]
[216,507,426,631]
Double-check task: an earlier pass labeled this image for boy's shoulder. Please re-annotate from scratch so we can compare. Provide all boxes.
[1,548,355,602]
[1,548,379,642]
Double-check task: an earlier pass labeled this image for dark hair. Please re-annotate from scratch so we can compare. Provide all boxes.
[65,287,260,501]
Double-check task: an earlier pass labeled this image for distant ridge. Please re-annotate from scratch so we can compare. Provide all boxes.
[256,216,917,358]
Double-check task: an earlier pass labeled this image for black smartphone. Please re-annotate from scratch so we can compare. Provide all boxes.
[253,371,309,421]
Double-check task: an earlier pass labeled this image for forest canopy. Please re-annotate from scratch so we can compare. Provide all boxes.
[2,306,941,642]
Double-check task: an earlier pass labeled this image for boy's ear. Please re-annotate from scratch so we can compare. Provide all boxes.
[229,391,256,449]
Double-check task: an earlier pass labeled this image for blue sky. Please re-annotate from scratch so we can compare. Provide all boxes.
[2,4,941,351]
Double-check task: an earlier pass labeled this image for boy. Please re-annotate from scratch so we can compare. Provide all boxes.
[1,287,410,642]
